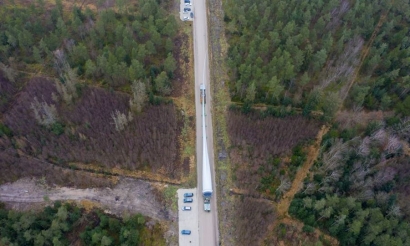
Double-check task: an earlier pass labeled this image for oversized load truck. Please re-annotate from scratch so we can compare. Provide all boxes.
[200,84,212,212]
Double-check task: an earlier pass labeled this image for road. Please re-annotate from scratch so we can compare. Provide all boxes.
[192,0,219,245]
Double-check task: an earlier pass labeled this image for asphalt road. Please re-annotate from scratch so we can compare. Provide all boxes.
[193,0,219,245]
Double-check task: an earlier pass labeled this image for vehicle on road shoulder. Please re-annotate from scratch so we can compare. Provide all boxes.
[182,206,191,211]
[183,198,193,203]
[181,230,191,235]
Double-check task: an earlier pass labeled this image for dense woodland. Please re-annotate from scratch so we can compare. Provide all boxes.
[224,0,410,119]
[0,0,179,94]
[0,201,164,245]
[290,118,410,245]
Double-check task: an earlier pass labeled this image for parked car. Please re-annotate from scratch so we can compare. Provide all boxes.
[184,0,191,6]
[184,8,191,12]
[183,16,189,21]
[184,198,193,203]
[181,230,191,235]
[190,12,194,18]
[182,206,191,211]
[184,193,194,197]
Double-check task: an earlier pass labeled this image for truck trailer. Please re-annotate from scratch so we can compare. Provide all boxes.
[200,84,212,212]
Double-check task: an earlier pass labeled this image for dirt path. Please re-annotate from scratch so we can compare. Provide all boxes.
[268,125,335,245]
[277,125,329,217]
[0,177,176,222]
[342,12,387,101]
[229,188,274,201]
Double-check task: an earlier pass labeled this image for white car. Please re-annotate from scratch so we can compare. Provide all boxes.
[182,206,191,211]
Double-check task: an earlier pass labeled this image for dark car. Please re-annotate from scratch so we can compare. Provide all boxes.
[184,198,193,203]
[190,12,194,18]
[184,193,194,197]
[181,230,191,235]
[184,8,191,12]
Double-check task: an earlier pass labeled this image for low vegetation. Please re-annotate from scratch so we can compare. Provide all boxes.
[1,77,182,185]
[234,197,275,246]
[228,108,321,196]
[266,221,333,246]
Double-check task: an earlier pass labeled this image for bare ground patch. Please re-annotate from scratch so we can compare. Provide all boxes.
[0,177,176,221]
[335,109,394,129]
[0,176,179,244]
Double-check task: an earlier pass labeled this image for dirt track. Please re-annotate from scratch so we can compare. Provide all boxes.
[0,177,175,222]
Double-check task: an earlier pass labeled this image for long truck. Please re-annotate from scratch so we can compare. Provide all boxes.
[200,84,212,212]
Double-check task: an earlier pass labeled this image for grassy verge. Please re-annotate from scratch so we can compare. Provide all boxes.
[163,185,179,212]
[206,0,237,244]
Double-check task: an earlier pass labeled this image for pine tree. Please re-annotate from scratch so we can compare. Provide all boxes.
[245,82,256,103]
[155,71,171,96]
[163,53,176,74]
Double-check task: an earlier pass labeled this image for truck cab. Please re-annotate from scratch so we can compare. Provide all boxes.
[204,197,211,212]
[200,84,206,104]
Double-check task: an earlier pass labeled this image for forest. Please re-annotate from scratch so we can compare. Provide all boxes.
[0,0,179,93]
[224,0,410,119]
[289,118,410,245]
[0,201,164,245]
[220,0,410,245]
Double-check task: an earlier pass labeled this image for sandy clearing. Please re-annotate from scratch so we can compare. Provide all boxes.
[0,177,176,222]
